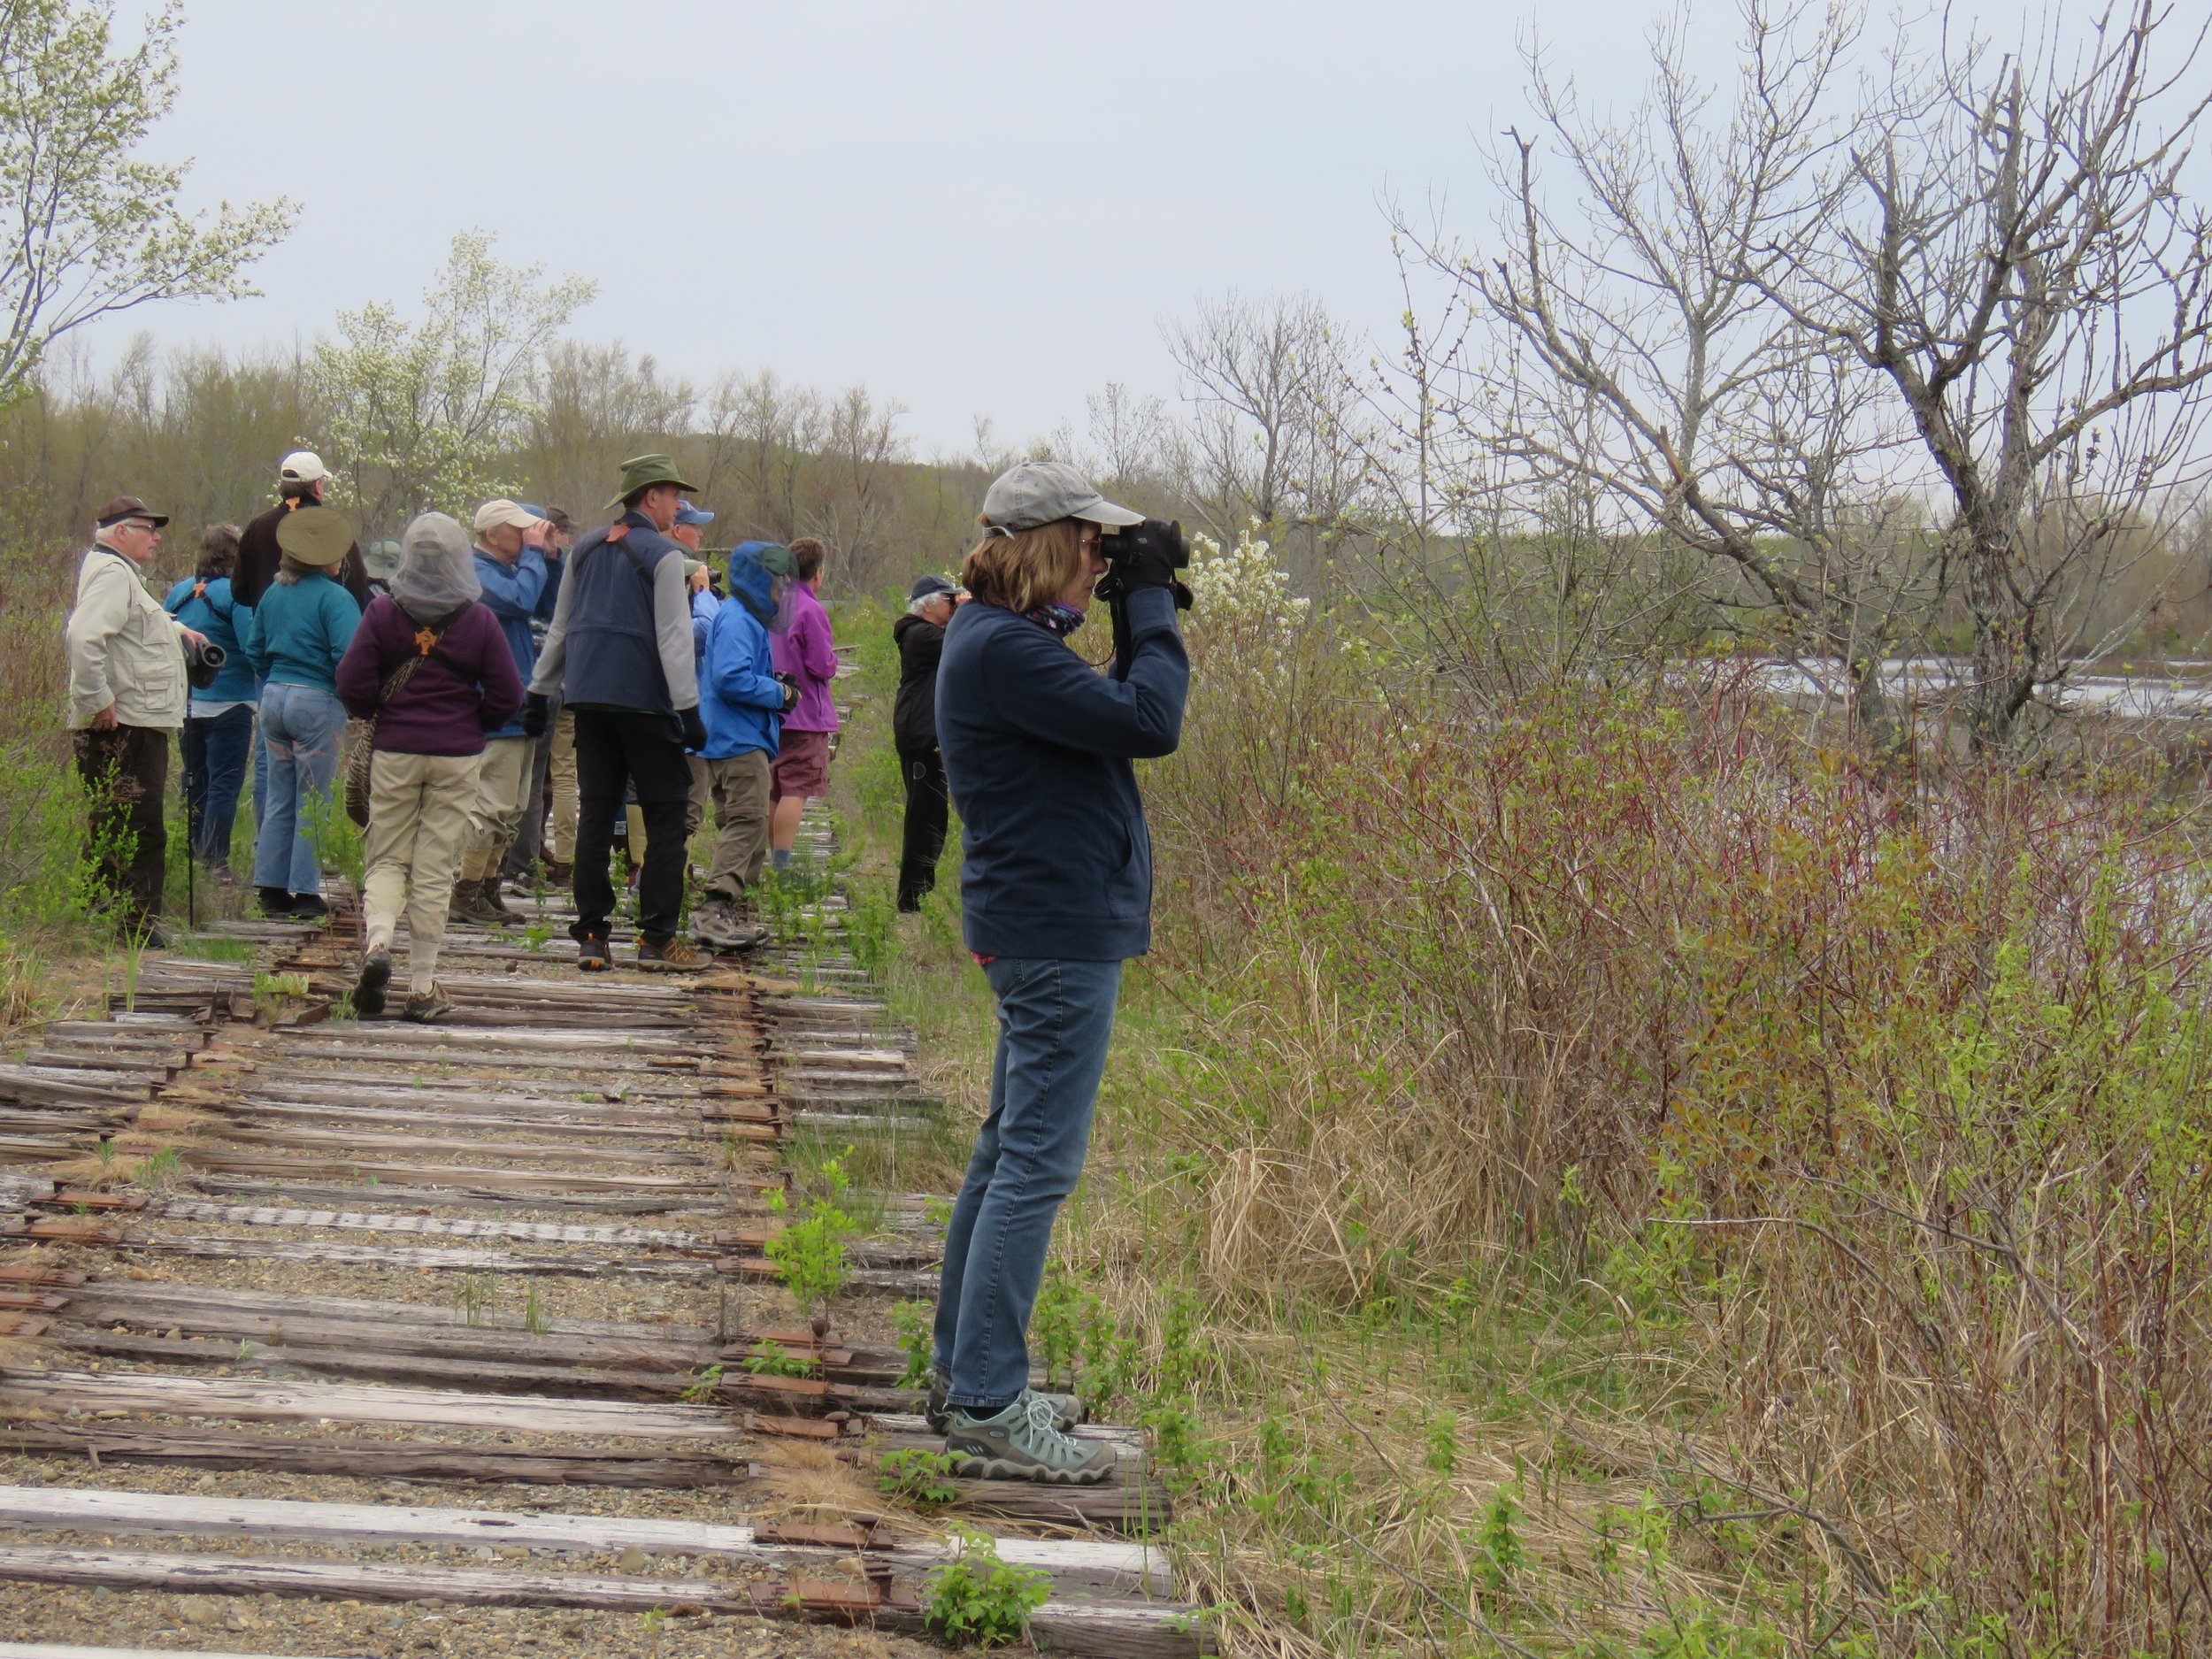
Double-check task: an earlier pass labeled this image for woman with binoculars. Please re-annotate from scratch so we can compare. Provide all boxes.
[926,461,1192,1485]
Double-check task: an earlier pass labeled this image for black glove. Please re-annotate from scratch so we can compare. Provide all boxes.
[1101,518,1194,610]
[679,707,708,752]
[775,672,801,714]
[522,694,549,737]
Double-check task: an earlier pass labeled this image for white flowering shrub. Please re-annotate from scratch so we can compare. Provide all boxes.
[1184,522,1310,682]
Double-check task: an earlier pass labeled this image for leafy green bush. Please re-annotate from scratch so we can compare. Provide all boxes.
[923,1528,1048,1647]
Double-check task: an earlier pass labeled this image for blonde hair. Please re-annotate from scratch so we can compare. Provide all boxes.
[960,518,1088,614]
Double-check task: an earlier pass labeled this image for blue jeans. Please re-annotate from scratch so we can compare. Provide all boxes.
[251,683,344,895]
[933,956,1123,1410]
[251,714,269,829]
[181,704,254,865]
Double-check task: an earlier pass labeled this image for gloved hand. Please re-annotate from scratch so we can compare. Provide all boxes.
[679,707,708,751]
[1101,518,1194,610]
[522,694,550,738]
[775,672,801,713]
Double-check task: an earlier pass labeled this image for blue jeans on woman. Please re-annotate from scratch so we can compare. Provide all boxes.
[251,683,344,897]
[933,956,1123,1411]
[181,703,254,866]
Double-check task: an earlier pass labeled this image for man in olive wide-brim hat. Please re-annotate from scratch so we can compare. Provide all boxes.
[524,454,710,972]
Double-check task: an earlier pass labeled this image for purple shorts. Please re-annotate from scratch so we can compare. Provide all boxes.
[772,727,832,801]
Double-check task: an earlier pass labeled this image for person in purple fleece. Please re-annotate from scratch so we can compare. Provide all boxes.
[335,513,523,1023]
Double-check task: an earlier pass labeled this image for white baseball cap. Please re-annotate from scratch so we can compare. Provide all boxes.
[279,450,330,484]
[472,499,541,536]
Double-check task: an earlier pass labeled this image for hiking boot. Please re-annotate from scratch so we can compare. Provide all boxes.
[482,879,520,919]
[942,1394,1114,1485]
[692,896,749,947]
[542,857,572,887]
[288,894,329,921]
[450,879,506,927]
[402,983,452,1024]
[635,934,706,972]
[574,931,613,972]
[354,948,392,1018]
[255,886,293,917]
[926,1372,1084,1435]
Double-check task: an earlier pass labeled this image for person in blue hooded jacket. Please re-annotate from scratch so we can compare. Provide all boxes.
[926,462,1190,1486]
[690,541,801,949]
[163,523,257,871]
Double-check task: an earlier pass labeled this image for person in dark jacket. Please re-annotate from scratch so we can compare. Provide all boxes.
[233,452,371,608]
[335,513,523,1023]
[524,454,709,972]
[163,524,257,871]
[928,461,1190,1486]
[890,572,962,910]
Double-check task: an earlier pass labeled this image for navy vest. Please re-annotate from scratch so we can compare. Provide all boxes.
[560,514,680,715]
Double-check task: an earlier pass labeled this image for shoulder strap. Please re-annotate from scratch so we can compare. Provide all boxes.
[375,620,449,709]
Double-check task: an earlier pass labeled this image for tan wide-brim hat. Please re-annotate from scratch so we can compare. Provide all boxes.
[274,503,356,567]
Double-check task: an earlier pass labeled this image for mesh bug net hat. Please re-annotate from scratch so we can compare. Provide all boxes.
[389,512,483,621]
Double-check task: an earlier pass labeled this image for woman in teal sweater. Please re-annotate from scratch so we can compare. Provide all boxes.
[242,508,360,918]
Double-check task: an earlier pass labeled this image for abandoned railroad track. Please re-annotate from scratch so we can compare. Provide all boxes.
[0,819,1201,1658]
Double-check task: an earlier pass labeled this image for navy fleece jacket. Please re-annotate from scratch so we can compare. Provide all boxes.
[936,586,1188,961]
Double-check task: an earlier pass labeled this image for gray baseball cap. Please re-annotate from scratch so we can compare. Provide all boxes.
[979,461,1144,534]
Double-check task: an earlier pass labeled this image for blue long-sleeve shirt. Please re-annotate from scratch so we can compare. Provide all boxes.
[937,587,1187,961]
[163,575,257,704]
[472,545,559,740]
[242,572,359,693]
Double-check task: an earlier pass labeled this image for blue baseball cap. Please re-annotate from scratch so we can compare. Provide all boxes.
[673,502,716,526]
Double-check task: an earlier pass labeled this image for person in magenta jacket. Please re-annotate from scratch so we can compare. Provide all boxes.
[767,534,840,868]
[334,512,523,1023]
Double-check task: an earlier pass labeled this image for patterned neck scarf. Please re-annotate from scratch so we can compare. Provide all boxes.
[1022,602,1087,638]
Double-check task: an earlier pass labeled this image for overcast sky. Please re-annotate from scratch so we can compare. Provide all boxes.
[92,0,2208,458]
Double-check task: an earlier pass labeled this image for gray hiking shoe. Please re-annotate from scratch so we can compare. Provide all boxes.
[943,1393,1113,1485]
[925,1371,1083,1435]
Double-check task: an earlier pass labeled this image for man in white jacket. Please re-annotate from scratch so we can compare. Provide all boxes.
[65,496,204,946]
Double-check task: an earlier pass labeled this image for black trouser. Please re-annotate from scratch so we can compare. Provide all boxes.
[572,707,690,946]
[73,723,169,932]
[503,701,558,879]
[896,744,949,912]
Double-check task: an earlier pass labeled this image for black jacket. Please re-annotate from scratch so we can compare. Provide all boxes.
[892,612,946,753]
[235,500,369,611]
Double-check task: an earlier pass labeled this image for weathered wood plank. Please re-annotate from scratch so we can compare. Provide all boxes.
[0,1369,740,1438]
[0,1545,742,1612]
[0,1485,1168,1596]
[0,1423,758,1488]
[0,1548,1208,1655]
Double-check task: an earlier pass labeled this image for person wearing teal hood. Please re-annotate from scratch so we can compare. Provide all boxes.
[690,541,800,949]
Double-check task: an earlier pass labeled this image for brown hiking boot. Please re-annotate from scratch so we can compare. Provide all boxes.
[634,934,706,972]
[450,878,506,927]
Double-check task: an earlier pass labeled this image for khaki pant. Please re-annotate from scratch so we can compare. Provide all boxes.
[363,749,480,992]
[547,705,578,863]
[625,757,710,876]
[703,749,772,901]
[462,735,534,880]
